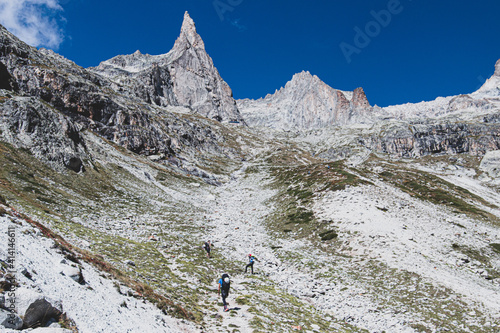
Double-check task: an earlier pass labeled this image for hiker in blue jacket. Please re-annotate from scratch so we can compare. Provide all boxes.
[218,273,231,312]
[245,254,259,274]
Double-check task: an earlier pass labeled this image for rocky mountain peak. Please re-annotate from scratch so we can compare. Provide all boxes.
[472,58,500,98]
[90,12,242,123]
[290,70,313,81]
[286,71,321,88]
[174,11,205,51]
[238,72,373,129]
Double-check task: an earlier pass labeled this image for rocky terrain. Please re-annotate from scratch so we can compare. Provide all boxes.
[238,71,372,130]
[91,12,243,124]
[0,11,500,333]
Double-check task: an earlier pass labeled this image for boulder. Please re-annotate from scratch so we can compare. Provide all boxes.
[0,308,23,329]
[23,298,63,329]
[61,266,85,285]
[479,150,500,178]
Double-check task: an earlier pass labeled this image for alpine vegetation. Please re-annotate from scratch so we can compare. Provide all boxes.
[0,11,499,333]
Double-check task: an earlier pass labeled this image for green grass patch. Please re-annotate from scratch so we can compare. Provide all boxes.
[235,295,252,305]
[374,165,498,223]
[264,158,365,245]
[319,230,338,241]
[491,243,500,254]
[286,208,314,225]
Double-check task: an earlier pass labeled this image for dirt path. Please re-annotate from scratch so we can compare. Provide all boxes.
[202,164,276,332]
[199,165,414,332]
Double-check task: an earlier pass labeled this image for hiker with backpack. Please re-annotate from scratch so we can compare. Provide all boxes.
[203,240,212,258]
[245,254,259,274]
[218,273,231,312]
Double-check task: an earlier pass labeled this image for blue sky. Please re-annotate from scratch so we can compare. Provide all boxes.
[2,0,500,107]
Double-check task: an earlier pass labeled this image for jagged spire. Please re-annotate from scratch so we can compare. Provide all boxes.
[176,11,205,49]
[181,12,195,34]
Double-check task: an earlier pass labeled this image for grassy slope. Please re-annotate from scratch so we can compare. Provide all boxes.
[258,147,500,332]
[1,129,499,332]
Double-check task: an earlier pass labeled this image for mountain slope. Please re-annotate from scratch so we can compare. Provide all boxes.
[91,12,243,123]
[1,11,500,333]
[0,19,245,181]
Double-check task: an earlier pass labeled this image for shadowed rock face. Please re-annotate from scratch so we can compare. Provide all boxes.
[360,121,500,158]
[0,61,16,91]
[352,87,371,114]
[0,17,242,176]
[0,95,87,172]
[91,12,243,123]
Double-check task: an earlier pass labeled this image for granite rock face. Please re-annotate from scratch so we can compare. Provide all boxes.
[362,120,500,158]
[362,60,500,158]
[0,94,87,172]
[239,59,500,159]
[91,12,243,123]
[238,71,372,130]
[0,18,242,177]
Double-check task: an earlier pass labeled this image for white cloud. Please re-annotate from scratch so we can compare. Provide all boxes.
[0,0,65,49]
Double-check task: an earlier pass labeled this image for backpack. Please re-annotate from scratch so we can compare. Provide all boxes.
[220,273,230,291]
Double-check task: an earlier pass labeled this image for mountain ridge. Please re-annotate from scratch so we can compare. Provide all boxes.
[91,11,243,123]
[239,59,500,131]
[237,70,372,130]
